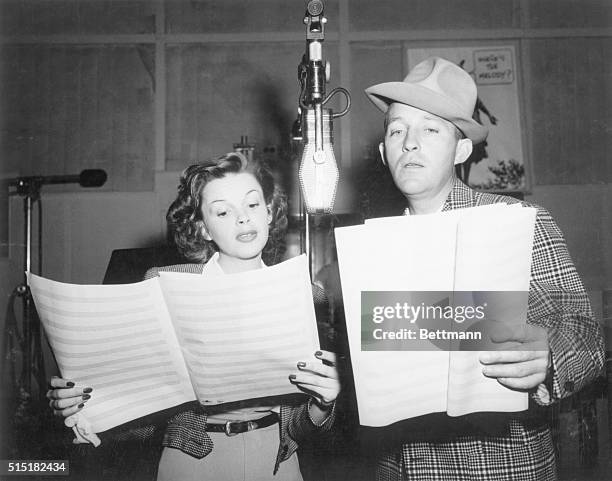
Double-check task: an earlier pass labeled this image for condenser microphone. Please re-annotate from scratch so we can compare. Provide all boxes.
[298,108,338,214]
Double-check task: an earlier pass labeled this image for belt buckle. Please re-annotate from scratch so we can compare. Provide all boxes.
[224,420,239,437]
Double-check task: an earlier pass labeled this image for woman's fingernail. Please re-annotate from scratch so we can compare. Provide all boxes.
[82,394,91,401]
[289,374,296,380]
[83,387,93,393]
[78,403,85,409]
[297,362,306,368]
[66,382,75,388]
[315,351,322,357]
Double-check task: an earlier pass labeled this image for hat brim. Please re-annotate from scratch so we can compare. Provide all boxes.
[365,82,488,144]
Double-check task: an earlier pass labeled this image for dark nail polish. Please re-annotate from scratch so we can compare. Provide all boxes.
[82,394,91,401]
[66,382,75,388]
[297,362,306,368]
[315,351,322,357]
[78,403,84,409]
[83,387,93,393]
[289,374,296,380]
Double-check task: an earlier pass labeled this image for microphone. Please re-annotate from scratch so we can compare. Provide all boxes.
[6,169,107,189]
[297,0,350,214]
[77,169,107,187]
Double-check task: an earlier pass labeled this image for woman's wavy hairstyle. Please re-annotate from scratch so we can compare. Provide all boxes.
[167,152,288,265]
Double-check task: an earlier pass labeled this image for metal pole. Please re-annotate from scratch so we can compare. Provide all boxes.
[21,195,34,393]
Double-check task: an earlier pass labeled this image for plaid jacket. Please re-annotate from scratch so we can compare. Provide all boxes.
[99,262,335,477]
[376,179,605,481]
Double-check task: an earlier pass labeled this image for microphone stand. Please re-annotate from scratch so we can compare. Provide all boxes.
[2,177,47,400]
[294,1,350,278]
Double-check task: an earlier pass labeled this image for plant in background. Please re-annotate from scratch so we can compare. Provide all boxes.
[473,159,525,191]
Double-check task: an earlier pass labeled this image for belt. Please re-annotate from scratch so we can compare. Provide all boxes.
[206,413,279,436]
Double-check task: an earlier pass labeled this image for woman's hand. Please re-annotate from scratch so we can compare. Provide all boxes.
[46,376,93,418]
[290,350,340,417]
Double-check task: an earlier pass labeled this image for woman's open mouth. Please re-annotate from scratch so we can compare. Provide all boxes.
[236,230,258,242]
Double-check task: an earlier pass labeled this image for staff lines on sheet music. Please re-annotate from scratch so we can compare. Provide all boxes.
[41,316,162,332]
[184,347,308,363]
[162,281,298,301]
[84,380,184,405]
[173,305,305,326]
[188,356,302,371]
[163,286,299,307]
[193,368,292,387]
[35,301,155,318]
[170,302,302,322]
[86,389,188,425]
[74,359,176,382]
[31,287,151,303]
[52,339,167,358]
[177,319,301,336]
[183,338,308,355]
[59,350,172,371]
[183,325,302,344]
[48,328,163,346]
[197,379,295,399]
[84,370,181,391]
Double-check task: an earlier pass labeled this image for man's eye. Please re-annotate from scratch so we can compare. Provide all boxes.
[425,127,439,134]
[389,128,403,136]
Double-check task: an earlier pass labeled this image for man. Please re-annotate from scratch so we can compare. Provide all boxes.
[364,57,605,480]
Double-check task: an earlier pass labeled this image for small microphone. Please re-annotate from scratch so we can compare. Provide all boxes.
[6,169,108,189]
[78,169,107,188]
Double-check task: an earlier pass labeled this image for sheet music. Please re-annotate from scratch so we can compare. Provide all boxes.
[158,254,320,405]
[27,254,320,432]
[335,205,536,426]
[27,273,196,433]
[335,218,457,426]
[447,205,536,416]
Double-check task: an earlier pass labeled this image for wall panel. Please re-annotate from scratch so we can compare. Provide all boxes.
[0,45,155,191]
[348,0,521,31]
[526,37,612,184]
[165,41,341,171]
[0,1,155,36]
[165,0,338,34]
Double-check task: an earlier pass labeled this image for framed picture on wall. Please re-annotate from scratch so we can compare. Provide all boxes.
[406,45,528,192]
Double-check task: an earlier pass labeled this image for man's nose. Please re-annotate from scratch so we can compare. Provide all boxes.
[402,130,419,152]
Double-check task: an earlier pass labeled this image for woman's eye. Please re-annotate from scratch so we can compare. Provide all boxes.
[216,211,227,217]
[248,202,260,208]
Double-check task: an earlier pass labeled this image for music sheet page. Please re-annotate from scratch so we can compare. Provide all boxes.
[27,273,196,433]
[158,254,320,404]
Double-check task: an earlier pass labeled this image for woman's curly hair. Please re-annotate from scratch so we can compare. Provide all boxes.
[166,152,288,265]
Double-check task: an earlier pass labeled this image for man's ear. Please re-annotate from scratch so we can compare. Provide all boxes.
[378,142,387,166]
[454,138,473,166]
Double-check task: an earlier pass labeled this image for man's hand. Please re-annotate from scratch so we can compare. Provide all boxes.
[479,324,551,390]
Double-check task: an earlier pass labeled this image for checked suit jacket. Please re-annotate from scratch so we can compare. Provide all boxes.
[375,179,605,481]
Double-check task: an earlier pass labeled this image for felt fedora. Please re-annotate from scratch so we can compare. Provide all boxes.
[365,57,488,143]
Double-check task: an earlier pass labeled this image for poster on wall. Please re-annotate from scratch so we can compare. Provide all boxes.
[406,46,527,192]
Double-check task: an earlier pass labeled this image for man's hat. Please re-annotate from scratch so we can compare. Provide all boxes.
[365,57,488,143]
